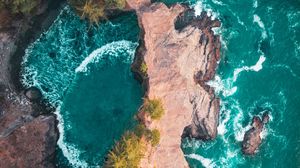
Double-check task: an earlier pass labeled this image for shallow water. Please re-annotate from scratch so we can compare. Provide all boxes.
[21,0,300,167]
[22,6,142,167]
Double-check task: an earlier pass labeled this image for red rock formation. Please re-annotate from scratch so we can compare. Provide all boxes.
[132,3,221,167]
[242,112,269,155]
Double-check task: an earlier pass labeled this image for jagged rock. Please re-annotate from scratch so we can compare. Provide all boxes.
[0,0,62,167]
[242,112,269,155]
[132,3,220,167]
[25,87,42,101]
[0,115,58,168]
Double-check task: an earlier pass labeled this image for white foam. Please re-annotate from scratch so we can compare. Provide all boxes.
[253,14,267,39]
[217,102,231,135]
[55,107,88,168]
[253,0,258,8]
[194,1,219,20]
[233,55,266,82]
[230,101,251,142]
[211,0,225,6]
[185,154,216,168]
[75,40,137,73]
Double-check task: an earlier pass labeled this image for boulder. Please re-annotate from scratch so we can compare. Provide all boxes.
[242,112,269,155]
[25,87,42,101]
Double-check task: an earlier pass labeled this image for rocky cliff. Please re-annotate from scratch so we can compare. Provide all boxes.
[0,1,62,167]
[132,2,221,167]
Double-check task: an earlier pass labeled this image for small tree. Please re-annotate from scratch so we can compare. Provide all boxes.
[105,132,146,168]
[105,0,126,9]
[139,62,148,75]
[142,98,164,120]
[150,129,160,147]
[76,0,105,25]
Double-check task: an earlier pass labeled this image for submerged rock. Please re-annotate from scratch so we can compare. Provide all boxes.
[242,112,269,155]
[25,87,42,101]
[132,2,220,167]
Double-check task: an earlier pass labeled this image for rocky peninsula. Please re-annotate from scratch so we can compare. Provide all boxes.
[131,1,221,167]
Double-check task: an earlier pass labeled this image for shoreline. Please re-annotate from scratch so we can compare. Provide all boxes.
[130,2,221,167]
[0,0,65,167]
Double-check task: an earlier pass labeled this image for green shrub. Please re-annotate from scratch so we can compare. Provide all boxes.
[150,129,160,147]
[69,0,127,24]
[0,0,39,14]
[76,0,105,25]
[105,132,146,168]
[142,98,164,120]
[139,62,148,75]
[105,0,126,9]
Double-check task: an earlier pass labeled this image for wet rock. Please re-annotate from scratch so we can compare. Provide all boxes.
[25,87,42,101]
[262,111,270,124]
[242,112,269,155]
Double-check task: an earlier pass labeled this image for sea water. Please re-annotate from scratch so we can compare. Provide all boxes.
[21,0,300,167]
[21,6,143,167]
[178,0,300,167]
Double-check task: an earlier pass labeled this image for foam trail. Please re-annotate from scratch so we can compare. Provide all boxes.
[253,0,258,8]
[207,75,237,97]
[233,104,251,142]
[76,40,137,73]
[185,154,216,168]
[253,14,267,38]
[233,55,266,82]
[55,107,88,168]
[217,101,231,135]
[193,1,219,20]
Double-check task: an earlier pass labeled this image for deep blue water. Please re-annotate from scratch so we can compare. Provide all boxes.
[21,0,300,167]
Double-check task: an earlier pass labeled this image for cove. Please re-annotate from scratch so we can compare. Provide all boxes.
[21,6,143,167]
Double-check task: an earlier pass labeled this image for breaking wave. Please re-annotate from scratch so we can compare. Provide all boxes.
[185,154,216,168]
[75,41,137,73]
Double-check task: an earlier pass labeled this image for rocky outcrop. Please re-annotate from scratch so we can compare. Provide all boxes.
[0,1,62,167]
[242,112,269,155]
[126,0,151,10]
[132,3,220,167]
[0,114,58,168]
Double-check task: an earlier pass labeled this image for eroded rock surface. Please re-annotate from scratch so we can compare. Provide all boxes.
[132,3,220,167]
[0,1,62,167]
[242,112,269,155]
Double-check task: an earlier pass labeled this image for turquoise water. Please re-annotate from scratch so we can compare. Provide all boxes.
[21,0,300,167]
[21,7,143,167]
[178,0,300,167]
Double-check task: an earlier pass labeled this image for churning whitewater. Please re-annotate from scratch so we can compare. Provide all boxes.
[21,6,142,167]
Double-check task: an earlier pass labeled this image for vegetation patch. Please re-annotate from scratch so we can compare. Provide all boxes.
[142,98,164,120]
[106,124,161,167]
[68,0,126,25]
[139,62,148,76]
[0,0,40,14]
[149,129,160,147]
[105,131,146,168]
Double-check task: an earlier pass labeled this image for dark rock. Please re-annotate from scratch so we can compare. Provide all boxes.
[0,115,58,168]
[25,87,42,101]
[262,111,270,124]
[242,113,269,155]
[49,52,56,58]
